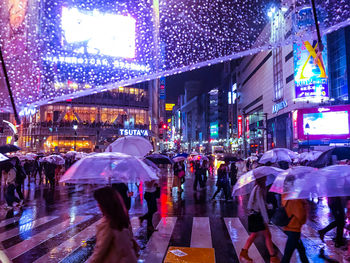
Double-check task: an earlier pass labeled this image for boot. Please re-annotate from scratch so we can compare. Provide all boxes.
[239,249,253,262]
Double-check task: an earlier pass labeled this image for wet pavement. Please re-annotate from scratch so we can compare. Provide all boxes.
[0,168,348,263]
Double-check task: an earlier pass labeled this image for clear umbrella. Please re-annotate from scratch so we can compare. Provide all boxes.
[283,165,350,200]
[105,136,153,157]
[232,166,283,196]
[259,148,298,164]
[60,152,158,184]
[297,151,323,162]
[269,166,317,195]
[173,156,186,162]
[42,155,65,165]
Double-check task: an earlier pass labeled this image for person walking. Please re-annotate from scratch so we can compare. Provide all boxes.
[201,160,209,186]
[88,187,139,263]
[318,197,346,247]
[193,161,203,191]
[13,157,25,202]
[239,176,279,263]
[211,164,230,201]
[139,180,159,232]
[3,163,21,209]
[172,162,182,193]
[280,181,309,263]
[32,156,43,185]
[43,161,56,188]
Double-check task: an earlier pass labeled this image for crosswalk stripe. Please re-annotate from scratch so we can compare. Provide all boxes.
[33,219,102,263]
[7,215,90,260]
[0,217,21,228]
[191,217,212,248]
[269,224,297,262]
[0,216,58,242]
[140,217,177,263]
[224,218,265,263]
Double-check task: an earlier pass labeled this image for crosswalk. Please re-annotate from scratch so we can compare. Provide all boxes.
[0,213,348,263]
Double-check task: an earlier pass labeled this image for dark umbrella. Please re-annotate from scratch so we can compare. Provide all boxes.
[0,144,20,154]
[222,154,239,163]
[174,153,189,158]
[309,147,350,168]
[146,154,174,165]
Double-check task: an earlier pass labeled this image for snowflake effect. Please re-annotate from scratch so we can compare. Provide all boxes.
[0,0,349,112]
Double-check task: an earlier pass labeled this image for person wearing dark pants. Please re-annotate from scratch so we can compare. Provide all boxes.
[193,161,203,191]
[318,197,345,247]
[281,231,308,263]
[112,183,132,210]
[211,164,229,201]
[139,180,158,232]
[13,157,25,201]
[281,193,309,263]
[3,163,20,209]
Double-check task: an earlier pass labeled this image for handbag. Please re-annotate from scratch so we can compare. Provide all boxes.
[271,201,293,227]
[247,186,266,232]
[248,211,266,232]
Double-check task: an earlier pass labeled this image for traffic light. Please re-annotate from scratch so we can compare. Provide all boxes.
[162,124,167,129]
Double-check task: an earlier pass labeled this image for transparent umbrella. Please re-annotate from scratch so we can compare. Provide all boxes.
[269,166,317,194]
[259,148,298,164]
[232,166,283,196]
[105,136,153,157]
[60,152,158,184]
[283,165,350,200]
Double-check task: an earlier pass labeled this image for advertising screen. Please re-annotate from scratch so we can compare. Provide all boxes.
[303,111,349,135]
[210,122,219,139]
[61,7,136,58]
[294,37,329,100]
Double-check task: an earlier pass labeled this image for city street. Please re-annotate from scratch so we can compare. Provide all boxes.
[0,169,348,263]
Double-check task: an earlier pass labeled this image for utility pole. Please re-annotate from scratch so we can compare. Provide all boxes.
[264,113,268,152]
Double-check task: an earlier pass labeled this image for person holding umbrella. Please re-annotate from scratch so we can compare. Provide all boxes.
[139,179,159,232]
[239,174,279,263]
[2,162,21,209]
[88,187,139,263]
[280,175,309,263]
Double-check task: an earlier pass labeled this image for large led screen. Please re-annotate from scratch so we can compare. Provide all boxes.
[61,8,136,59]
[303,111,349,135]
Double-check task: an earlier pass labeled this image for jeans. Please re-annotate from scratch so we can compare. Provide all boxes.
[140,191,157,227]
[5,184,20,206]
[281,231,309,263]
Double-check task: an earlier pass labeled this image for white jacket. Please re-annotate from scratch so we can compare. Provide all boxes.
[247,185,269,224]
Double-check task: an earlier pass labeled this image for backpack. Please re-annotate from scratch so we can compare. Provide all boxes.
[271,201,293,227]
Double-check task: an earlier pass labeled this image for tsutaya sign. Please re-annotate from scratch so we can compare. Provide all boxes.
[119,129,149,136]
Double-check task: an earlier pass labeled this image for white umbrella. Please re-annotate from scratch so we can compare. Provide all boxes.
[232,166,283,196]
[0,153,8,162]
[298,151,323,162]
[105,136,153,157]
[60,152,158,184]
[43,155,65,165]
[283,165,350,199]
[259,148,298,164]
[269,166,317,194]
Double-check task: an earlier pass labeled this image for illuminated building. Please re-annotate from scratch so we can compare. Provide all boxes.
[18,83,151,152]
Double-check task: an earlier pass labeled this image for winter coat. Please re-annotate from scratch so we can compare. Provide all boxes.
[88,217,139,263]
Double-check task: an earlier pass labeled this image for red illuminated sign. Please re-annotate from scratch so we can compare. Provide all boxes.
[246,117,250,139]
[238,115,242,138]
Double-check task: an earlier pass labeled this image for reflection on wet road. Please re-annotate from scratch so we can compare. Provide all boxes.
[0,168,348,262]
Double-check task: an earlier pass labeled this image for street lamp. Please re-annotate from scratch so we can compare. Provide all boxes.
[267,6,276,18]
[304,123,310,152]
[73,120,78,150]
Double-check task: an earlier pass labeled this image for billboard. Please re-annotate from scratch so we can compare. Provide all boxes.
[297,106,350,140]
[210,122,219,139]
[294,38,328,100]
[61,8,136,58]
[165,103,175,111]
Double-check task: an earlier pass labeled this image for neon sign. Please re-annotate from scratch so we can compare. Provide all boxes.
[238,115,242,138]
[119,129,149,136]
[44,56,150,72]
